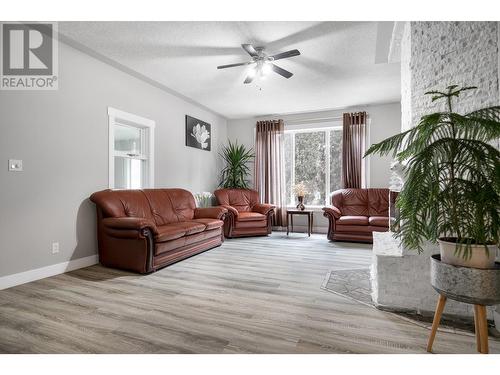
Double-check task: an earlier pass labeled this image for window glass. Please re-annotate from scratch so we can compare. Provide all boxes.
[114,124,142,155]
[329,129,343,193]
[283,127,343,207]
[294,131,326,206]
[114,157,144,189]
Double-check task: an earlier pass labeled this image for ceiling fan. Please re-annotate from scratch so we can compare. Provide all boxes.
[217,44,300,84]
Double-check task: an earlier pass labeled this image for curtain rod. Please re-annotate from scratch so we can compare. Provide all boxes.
[283,116,343,125]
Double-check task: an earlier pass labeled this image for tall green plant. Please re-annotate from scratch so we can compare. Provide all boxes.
[365,85,500,258]
[219,140,255,189]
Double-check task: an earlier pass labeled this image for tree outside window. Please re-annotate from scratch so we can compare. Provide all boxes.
[284,127,342,207]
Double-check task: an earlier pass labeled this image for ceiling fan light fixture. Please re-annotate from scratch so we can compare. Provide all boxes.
[261,62,272,76]
[247,66,257,78]
[218,44,299,84]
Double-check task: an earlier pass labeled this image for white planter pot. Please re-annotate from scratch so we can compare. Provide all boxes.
[438,239,497,269]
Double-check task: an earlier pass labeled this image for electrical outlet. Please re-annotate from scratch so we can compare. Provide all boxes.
[52,242,59,254]
[8,159,23,172]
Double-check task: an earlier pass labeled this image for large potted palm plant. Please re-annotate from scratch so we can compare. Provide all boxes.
[365,85,500,269]
[219,140,255,189]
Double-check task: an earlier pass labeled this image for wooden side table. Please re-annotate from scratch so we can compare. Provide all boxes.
[426,255,500,354]
[286,210,314,237]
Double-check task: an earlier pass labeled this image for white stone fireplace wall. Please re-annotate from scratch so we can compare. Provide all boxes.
[372,21,500,323]
[401,21,499,131]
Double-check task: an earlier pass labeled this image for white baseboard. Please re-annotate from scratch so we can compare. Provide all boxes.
[0,254,98,290]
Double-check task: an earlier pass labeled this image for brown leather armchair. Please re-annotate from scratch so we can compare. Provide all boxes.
[322,188,390,243]
[214,188,275,238]
[90,188,227,273]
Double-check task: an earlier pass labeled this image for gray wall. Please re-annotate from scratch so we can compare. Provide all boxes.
[226,102,402,232]
[0,41,227,277]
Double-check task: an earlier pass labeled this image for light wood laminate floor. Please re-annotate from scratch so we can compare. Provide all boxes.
[1,233,498,354]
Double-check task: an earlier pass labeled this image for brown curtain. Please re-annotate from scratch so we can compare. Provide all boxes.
[254,119,286,227]
[342,112,367,189]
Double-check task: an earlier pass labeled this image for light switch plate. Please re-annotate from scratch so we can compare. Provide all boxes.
[8,159,23,172]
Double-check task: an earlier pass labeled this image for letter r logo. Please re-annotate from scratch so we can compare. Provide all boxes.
[2,23,53,75]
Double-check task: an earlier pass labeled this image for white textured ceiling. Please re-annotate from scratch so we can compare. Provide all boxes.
[58,21,400,119]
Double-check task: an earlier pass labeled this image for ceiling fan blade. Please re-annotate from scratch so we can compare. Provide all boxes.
[241,44,258,57]
[270,49,301,61]
[271,64,293,79]
[243,75,255,84]
[217,62,251,69]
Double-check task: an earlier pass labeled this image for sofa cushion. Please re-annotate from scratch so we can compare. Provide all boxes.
[368,189,389,216]
[237,212,266,221]
[338,189,369,216]
[191,218,224,230]
[155,221,206,242]
[337,216,369,225]
[143,188,196,225]
[155,225,186,242]
[171,221,206,235]
[90,189,154,219]
[369,216,389,227]
[214,188,259,212]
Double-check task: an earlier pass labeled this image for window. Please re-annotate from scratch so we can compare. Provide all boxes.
[284,127,343,207]
[108,107,155,189]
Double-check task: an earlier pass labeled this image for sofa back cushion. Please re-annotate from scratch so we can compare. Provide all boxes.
[331,188,389,217]
[333,189,369,216]
[143,189,196,225]
[367,189,389,216]
[90,188,197,225]
[214,189,259,212]
[89,189,154,219]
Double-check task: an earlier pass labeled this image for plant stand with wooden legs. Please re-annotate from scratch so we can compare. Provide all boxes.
[427,255,500,354]
[427,295,490,353]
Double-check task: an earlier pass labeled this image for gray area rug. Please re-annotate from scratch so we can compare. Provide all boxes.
[321,268,373,306]
[321,268,479,335]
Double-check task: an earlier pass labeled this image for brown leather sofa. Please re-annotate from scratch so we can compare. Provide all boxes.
[214,188,275,238]
[322,188,390,243]
[89,189,227,273]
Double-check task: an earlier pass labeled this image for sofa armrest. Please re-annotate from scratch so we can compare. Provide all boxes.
[252,203,276,215]
[102,217,158,235]
[220,205,239,218]
[194,206,228,220]
[322,206,342,219]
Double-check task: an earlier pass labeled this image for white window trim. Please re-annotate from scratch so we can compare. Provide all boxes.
[108,107,155,189]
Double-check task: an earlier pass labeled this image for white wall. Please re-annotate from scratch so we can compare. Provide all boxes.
[0,41,227,278]
[227,102,402,232]
[364,103,402,187]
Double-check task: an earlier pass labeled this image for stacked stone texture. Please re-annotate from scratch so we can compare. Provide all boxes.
[402,21,499,130]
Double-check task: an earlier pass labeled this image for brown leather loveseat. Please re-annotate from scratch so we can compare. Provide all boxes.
[90,188,227,273]
[214,188,275,238]
[322,188,390,243]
